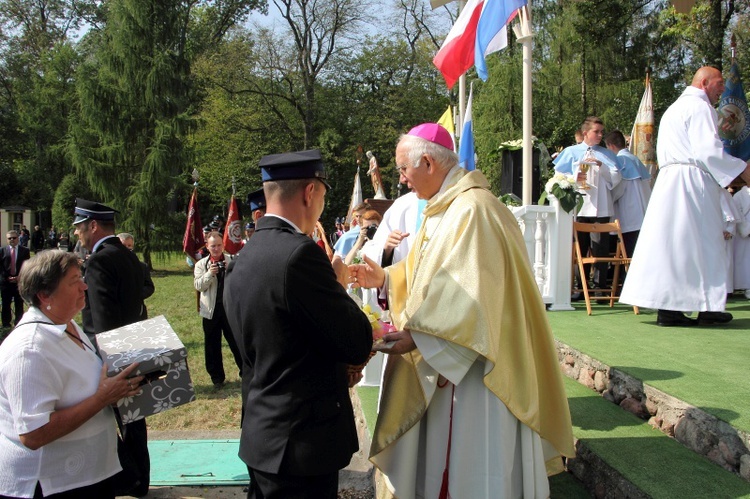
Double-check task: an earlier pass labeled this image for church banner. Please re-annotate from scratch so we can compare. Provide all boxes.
[629,73,657,180]
[719,61,750,161]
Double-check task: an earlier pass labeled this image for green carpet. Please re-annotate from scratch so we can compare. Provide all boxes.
[549,298,750,433]
[565,376,750,498]
[148,439,248,486]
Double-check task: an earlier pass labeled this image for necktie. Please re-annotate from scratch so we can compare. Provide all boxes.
[10,246,15,275]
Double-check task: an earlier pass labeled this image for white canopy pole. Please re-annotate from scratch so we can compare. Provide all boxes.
[457,1,467,135]
[514,4,534,205]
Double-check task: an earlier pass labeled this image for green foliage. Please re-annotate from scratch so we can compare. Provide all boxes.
[51,174,93,231]
[0,0,746,241]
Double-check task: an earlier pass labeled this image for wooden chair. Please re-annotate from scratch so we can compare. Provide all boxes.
[572,219,640,315]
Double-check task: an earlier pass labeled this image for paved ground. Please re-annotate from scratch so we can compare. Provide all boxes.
[119,391,375,499]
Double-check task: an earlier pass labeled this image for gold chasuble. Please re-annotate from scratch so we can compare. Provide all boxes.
[371,168,575,479]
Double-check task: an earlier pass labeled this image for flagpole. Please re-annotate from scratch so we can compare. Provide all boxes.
[457,0,467,135]
[514,3,534,205]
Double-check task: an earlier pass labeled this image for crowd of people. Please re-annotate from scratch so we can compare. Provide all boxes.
[552,66,750,327]
[0,64,747,499]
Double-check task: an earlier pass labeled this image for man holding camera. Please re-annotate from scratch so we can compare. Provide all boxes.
[194,231,243,389]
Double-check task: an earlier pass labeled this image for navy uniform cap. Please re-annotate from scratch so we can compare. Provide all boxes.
[73,198,118,225]
[246,188,267,212]
[245,222,255,230]
[260,149,331,189]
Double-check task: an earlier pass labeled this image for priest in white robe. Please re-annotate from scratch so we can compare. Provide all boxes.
[620,67,750,327]
[350,123,575,499]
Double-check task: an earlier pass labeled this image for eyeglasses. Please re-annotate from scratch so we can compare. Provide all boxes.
[7,237,17,240]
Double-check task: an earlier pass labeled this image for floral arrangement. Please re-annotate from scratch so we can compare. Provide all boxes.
[538,173,584,214]
[361,303,396,344]
[346,300,396,386]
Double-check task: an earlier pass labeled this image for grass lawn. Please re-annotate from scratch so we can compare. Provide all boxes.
[133,253,244,431]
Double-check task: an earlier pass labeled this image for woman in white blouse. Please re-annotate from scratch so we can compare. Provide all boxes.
[0,251,143,499]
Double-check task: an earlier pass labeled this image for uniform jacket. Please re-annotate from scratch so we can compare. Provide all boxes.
[193,253,234,320]
[81,236,145,335]
[0,244,30,286]
[224,215,372,476]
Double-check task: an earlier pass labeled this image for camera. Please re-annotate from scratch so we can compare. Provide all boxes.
[216,261,226,271]
[366,224,378,240]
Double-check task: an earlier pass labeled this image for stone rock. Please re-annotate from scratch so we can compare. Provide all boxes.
[565,354,576,366]
[740,454,750,481]
[719,439,738,468]
[675,415,717,456]
[620,397,648,419]
[579,369,595,389]
[645,398,658,416]
[593,370,608,393]
[658,408,683,438]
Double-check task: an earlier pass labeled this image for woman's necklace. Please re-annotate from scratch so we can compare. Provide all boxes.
[64,322,96,354]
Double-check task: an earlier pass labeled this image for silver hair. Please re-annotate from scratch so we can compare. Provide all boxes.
[18,250,80,308]
[397,134,458,171]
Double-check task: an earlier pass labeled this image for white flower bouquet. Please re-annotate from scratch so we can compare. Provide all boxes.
[538,173,583,214]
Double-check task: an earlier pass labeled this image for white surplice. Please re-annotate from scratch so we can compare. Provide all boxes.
[362,191,419,265]
[733,187,750,289]
[610,149,651,234]
[620,86,747,311]
[375,334,553,499]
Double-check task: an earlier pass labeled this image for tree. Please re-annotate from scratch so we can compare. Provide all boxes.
[69,0,264,265]
[69,0,199,266]
[661,0,740,71]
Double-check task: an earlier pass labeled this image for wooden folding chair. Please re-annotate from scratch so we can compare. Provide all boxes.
[572,219,640,315]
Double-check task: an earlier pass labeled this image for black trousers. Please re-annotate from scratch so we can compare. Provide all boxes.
[1,283,24,327]
[576,216,611,288]
[247,467,338,499]
[0,476,114,498]
[203,305,242,384]
[114,418,150,497]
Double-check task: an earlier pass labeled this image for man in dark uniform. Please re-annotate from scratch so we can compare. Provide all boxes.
[72,199,150,497]
[246,188,267,223]
[224,150,372,499]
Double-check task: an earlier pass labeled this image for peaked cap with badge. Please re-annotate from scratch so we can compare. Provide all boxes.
[246,189,267,213]
[73,198,118,225]
[259,149,330,189]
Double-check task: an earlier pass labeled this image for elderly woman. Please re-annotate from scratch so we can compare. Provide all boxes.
[0,251,142,499]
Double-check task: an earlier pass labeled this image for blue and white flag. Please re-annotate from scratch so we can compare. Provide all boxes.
[474,0,527,81]
[459,86,475,171]
[718,62,750,161]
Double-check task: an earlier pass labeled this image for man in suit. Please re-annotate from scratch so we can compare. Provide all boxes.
[224,150,372,499]
[118,232,155,320]
[1,230,30,327]
[72,199,150,497]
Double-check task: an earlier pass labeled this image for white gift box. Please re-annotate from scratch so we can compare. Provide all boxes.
[97,315,196,423]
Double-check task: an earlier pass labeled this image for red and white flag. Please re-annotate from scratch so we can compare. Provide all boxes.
[182,186,204,263]
[433,0,485,89]
[432,0,525,88]
[223,195,243,255]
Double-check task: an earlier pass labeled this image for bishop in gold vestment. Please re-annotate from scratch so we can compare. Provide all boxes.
[351,124,575,499]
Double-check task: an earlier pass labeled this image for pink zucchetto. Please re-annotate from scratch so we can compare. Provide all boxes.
[407,123,454,151]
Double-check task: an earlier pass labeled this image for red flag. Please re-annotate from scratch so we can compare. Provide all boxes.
[183,186,204,262]
[223,195,243,255]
